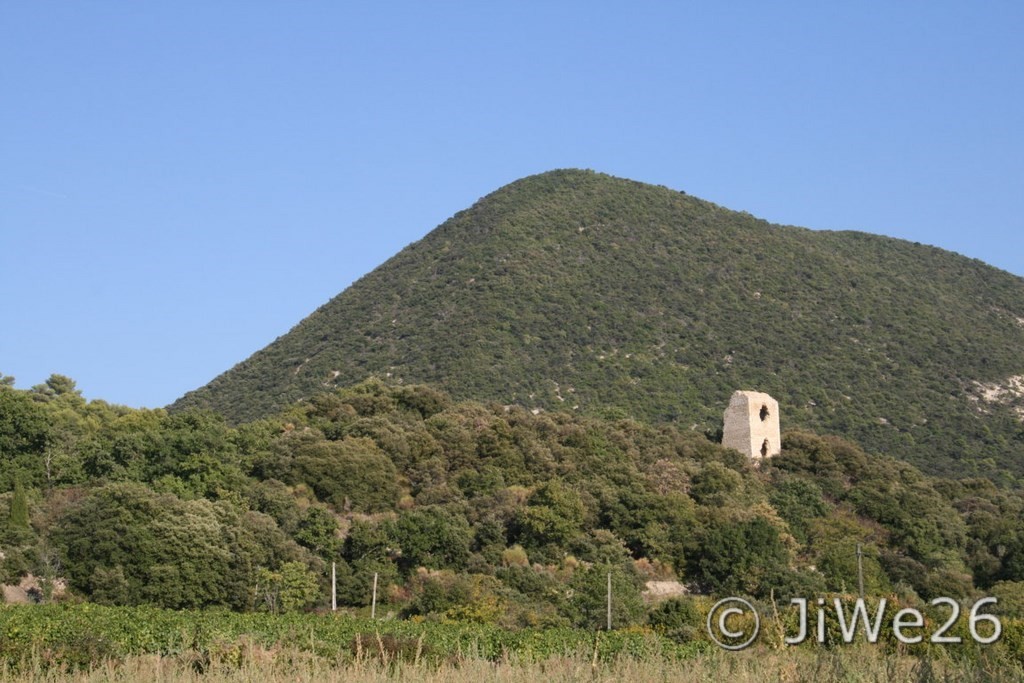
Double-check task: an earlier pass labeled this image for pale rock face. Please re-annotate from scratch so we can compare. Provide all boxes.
[722,390,781,460]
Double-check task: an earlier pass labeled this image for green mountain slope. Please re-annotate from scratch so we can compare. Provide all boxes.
[172,170,1024,482]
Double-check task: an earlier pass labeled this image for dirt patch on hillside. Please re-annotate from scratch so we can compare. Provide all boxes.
[972,375,1024,419]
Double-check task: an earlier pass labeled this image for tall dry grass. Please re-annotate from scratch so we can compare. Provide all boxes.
[2,646,1022,683]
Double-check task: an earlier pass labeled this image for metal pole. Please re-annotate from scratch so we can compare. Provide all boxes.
[331,562,337,611]
[371,572,379,620]
[856,544,865,599]
[606,572,612,631]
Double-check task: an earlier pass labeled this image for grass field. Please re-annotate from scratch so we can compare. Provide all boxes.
[2,647,1024,683]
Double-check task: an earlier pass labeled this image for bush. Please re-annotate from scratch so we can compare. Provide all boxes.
[648,597,702,643]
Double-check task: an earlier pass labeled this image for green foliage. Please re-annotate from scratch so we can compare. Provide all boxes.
[0,375,1021,623]
[566,565,645,629]
[0,603,1021,675]
[30,374,84,404]
[255,561,320,613]
[245,478,303,534]
[806,513,890,594]
[689,461,746,507]
[512,480,585,558]
[691,515,791,598]
[990,581,1024,618]
[389,506,473,573]
[263,434,400,512]
[170,169,1024,484]
[0,603,703,671]
[8,480,30,530]
[404,571,507,623]
[0,386,50,489]
[295,505,342,559]
[648,597,703,643]
[338,520,401,607]
[52,483,313,610]
[767,476,830,544]
[769,431,976,598]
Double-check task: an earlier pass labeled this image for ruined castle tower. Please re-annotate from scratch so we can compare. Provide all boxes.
[722,390,780,460]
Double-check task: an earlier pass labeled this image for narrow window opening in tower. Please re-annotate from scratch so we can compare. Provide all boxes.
[761,439,769,458]
[760,405,769,421]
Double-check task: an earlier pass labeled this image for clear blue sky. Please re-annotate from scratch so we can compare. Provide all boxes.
[2,2,1022,408]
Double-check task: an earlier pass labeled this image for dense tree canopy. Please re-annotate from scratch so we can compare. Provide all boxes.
[2,377,1023,626]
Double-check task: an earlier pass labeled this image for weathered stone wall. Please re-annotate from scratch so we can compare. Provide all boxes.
[722,390,780,460]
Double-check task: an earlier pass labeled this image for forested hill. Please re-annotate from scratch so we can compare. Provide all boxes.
[172,169,1024,483]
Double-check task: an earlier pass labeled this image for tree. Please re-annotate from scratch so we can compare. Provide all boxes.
[295,506,342,559]
[8,480,30,530]
[0,386,49,489]
[512,480,585,554]
[31,374,84,404]
[566,565,645,629]
[692,515,791,597]
[272,436,401,512]
[649,597,703,643]
[255,561,319,613]
[768,476,830,545]
[689,461,744,507]
[53,483,312,610]
[807,513,890,594]
[388,506,472,572]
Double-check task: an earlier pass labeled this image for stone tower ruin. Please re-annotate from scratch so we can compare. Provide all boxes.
[722,390,780,460]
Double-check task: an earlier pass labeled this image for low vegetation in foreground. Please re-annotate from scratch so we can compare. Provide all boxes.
[2,649,1024,683]
[0,603,1022,682]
